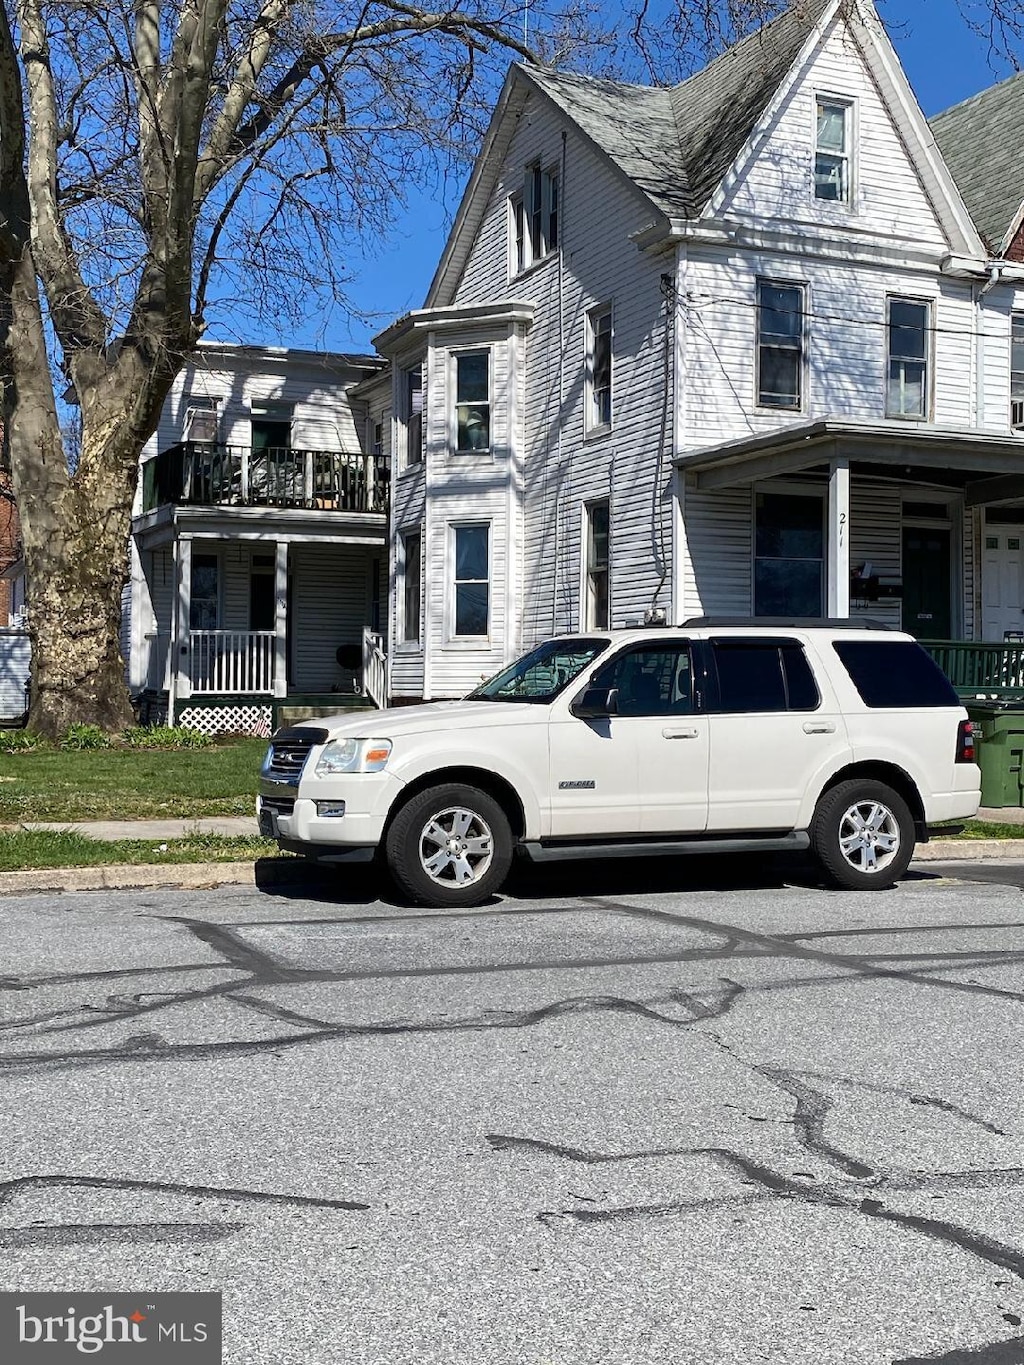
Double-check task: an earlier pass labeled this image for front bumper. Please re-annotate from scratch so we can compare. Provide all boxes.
[257,770,402,849]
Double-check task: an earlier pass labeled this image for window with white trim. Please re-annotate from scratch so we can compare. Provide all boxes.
[886,297,929,419]
[585,499,610,629]
[510,163,558,275]
[453,352,491,453]
[401,530,421,643]
[1012,314,1024,429]
[451,523,489,638]
[586,305,612,432]
[403,364,423,467]
[814,98,851,202]
[757,281,804,409]
[190,553,220,630]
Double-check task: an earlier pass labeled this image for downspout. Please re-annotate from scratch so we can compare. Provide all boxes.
[972,262,1005,637]
[553,128,567,633]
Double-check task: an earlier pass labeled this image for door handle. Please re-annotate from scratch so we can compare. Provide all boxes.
[803,721,836,734]
[663,727,699,739]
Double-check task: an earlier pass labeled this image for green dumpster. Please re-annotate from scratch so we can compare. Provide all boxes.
[968,703,1024,807]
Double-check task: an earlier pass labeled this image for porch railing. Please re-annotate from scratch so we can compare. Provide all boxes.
[923,640,1024,696]
[362,627,388,709]
[189,630,276,694]
[143,443,389,514]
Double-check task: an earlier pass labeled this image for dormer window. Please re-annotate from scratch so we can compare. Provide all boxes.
[814,98,851,202]
[510,162,558,275]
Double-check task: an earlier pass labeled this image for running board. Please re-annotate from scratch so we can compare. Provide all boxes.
[520,832,811,863]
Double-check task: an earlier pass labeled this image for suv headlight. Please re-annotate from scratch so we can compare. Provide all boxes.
[315,738,393,776]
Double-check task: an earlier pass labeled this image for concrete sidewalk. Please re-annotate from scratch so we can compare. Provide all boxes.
[19,816,260,839]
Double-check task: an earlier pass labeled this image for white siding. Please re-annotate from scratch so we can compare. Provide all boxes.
[452,94,678,657]
[682,251,976,452]
[721,17,948,253]
[0,629,30,723]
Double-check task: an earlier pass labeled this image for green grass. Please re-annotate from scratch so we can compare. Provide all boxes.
[0,829,278,871]
[0,738,267,822]
[945,820,1024,840]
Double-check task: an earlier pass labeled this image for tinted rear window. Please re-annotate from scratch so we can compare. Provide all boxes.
[711,639,820,713]
[832,640,959,707]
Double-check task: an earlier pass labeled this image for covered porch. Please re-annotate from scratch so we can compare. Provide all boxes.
[131,505,389,733]
[677,418,1024,645]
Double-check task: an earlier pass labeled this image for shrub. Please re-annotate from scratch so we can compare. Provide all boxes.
[0,729,46,753]
[59,723,111,750]
[121,725,212,750]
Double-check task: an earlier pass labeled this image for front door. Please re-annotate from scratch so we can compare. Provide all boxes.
[982,525,1024,640]
[902,526,951,639]
[547,642,709,836]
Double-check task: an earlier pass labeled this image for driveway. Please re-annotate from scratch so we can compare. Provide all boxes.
[0,859,1022,1363]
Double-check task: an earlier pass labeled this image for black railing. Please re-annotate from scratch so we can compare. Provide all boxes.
[142,443,389,513]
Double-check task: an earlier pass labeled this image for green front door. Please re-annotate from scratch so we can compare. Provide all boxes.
[902,526,951,639]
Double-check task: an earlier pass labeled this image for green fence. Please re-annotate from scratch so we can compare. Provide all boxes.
[922,641,1024,698]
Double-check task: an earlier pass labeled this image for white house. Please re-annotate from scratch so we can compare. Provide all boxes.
[129,342,391,733]
[374,0,1024,702]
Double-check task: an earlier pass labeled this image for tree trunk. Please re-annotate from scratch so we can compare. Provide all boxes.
[25,492,136,738]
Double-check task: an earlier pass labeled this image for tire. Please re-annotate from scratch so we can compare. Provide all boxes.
[384,783,513,907]
[810,779,915,890]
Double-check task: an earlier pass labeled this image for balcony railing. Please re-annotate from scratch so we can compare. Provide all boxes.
[143,443,389,514]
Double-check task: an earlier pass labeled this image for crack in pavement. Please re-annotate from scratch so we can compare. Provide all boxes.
[0,1173,370,1213]
[0,1222,246,1247]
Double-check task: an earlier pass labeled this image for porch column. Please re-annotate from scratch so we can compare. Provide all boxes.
[273,540,288,698]
[172,536,193,713]
[827,458,850,618]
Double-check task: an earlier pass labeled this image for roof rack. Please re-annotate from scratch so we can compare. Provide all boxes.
[679,616,894,631]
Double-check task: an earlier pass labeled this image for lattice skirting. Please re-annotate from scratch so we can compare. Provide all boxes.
[176,703,273,738]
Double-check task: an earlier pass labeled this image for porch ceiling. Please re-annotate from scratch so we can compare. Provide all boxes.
[133,503,387,551]
[677,420,1024,492]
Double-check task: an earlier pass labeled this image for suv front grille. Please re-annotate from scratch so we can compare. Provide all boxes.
[265,742,313,782]
[262,726,329,784]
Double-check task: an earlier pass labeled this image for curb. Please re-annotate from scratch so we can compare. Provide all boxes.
[0,839,1022,896]
[911,838,1024,861]
[0,858,335,896]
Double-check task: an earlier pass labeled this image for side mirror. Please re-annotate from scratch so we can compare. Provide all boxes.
[571,686,619,719]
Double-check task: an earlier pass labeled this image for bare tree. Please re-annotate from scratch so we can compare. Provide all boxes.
[0,0,615,736]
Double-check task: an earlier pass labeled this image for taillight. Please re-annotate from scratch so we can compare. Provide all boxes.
[956,718,975,764]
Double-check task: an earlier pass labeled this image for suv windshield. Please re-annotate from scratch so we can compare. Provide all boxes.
[467,638,609,703]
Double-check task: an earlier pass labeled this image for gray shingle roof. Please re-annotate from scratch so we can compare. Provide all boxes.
[522,0,831,221]
[930,71,1024,253]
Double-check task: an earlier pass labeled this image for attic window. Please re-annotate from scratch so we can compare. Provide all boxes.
[814,98,851,202]
[510,163,558,275]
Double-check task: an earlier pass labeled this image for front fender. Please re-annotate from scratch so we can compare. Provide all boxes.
[388,738,547,839]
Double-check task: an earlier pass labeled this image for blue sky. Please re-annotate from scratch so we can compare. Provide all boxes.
[276,0,1018,355]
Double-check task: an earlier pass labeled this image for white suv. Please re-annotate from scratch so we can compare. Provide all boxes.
[258,621,980,907]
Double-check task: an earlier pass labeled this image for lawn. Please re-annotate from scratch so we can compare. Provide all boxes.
[0,829,276,871]
[0,737,268,822]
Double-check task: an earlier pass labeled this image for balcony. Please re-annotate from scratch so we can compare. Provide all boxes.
[142,442,388,514]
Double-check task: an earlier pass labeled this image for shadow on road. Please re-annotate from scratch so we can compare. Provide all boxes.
[249,850,949,908]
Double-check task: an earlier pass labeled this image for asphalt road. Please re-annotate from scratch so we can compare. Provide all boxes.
[1,857,1024,1364]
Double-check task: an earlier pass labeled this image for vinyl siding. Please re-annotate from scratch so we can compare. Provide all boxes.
[453,91,676,657]
[682,251,977,451]
[721,16,948,253]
